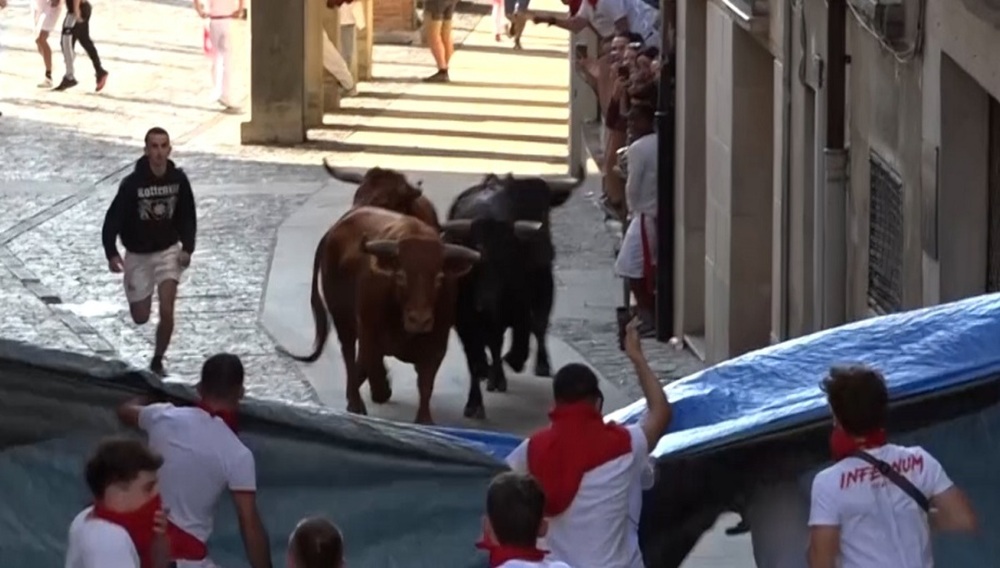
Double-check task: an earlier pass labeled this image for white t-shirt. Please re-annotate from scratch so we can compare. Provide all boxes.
[625,133,657,217]
[499,560,575,568]
[139,403,257,543]
[507,424,654,568]
[577,0,661,47]
[65,506,140,568]
[808,444,954,568]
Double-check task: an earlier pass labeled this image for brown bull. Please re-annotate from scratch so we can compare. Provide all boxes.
[281,206,479,424]
[323,158,440,229]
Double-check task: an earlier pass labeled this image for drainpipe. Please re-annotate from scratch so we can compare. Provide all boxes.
[776,0,793,343]
[817,0,848,328]
[654,0,676,341]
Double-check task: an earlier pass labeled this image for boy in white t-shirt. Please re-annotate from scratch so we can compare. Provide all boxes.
[65,437,169,568]
[118,353,272,568]
[807,365,978,568]
[477,472,573,568]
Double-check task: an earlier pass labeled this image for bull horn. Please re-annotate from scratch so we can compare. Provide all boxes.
[513,220,544,236]
[323,158,364,185]
[441,219,474,234]
[443,244,481,263]
[361,239,400,257]
[546,175,585,193]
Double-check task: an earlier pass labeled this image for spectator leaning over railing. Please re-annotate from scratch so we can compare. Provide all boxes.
[807,365,978,568]
[117,353,272,568]
[535,0,661,50]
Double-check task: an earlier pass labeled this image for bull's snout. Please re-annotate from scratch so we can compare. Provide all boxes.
[403,310,435,333]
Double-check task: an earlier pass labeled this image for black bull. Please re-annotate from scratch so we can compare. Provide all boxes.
[442,174,581,419]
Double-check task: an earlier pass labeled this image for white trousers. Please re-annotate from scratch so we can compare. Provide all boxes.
[614,214,657,280]
[208,18,233,104]
[322,28,354,90]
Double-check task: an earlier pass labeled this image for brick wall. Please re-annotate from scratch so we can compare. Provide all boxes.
[374,0,417,32]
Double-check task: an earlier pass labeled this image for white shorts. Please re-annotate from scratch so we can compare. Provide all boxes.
[614,214,657,280]
[33,3,61,35]
[123,244,183,303]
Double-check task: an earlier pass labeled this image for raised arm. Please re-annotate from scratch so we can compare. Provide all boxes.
[623,319,671,449]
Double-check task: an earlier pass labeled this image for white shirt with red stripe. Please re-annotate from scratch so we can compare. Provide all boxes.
[65,507,140,568]
[506,424,653,568]
[138,403,257,545]
[808,444,954,568]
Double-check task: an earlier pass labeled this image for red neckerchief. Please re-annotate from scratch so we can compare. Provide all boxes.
[197,402,239,433]
[91,495,207,567]
[830,426,888,461]
[567,0,582,15]
[526,401,632,517]
[476,534,548,568]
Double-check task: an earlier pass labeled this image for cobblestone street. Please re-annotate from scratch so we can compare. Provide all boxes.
[0,0,702,406]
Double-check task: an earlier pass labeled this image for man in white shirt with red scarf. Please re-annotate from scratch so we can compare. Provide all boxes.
[118,353,272,568]
[506,319,672,568]
[807,365,977,568]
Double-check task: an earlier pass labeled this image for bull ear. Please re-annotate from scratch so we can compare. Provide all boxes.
[442,244,480,278]
[513,220,543,238]
[362,239,400,275]
[440,219,474,236]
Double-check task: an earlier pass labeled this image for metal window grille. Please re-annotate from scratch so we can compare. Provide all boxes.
[988,99,1000,292]
[868,152,904,314]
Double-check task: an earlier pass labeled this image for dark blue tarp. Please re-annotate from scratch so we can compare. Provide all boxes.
[620,294,1000,567]
[0,341,520,568]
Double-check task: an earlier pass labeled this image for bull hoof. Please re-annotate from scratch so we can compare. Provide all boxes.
[502,352,527,373]
[534,360,551,377]
[487,375,508,393]
[415,414,435,425]
[346,401,368,415]
[370,385,393,404]
[464,405,486,420]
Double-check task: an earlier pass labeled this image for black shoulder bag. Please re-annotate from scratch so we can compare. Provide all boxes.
[852,450,931,512]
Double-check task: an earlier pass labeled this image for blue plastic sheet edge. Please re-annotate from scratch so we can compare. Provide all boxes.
[605,293,1000,459]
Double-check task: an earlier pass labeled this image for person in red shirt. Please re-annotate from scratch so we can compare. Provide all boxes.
[505,318,671,568]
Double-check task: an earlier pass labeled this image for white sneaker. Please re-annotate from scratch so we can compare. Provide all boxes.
[38,77,53,88]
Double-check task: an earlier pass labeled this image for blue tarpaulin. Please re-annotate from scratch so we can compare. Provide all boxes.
[607,293,1000,458]
[620,294,1000,568]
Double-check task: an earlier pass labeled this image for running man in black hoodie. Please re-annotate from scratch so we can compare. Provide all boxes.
[102,127,197,376]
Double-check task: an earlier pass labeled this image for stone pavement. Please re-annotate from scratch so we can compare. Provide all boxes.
[1,0,750,563]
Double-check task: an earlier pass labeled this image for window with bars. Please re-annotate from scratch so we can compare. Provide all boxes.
[868,152,904,314]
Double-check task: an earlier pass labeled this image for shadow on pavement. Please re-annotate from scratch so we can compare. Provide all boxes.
[353,90,567,109]
[338,107,567,125]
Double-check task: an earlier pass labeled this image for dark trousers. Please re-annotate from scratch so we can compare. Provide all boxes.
[61,2,105,80]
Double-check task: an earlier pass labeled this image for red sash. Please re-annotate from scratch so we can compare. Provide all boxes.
[526,402,632,517]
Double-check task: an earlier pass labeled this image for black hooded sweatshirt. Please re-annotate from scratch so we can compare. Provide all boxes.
[102,157,197,260]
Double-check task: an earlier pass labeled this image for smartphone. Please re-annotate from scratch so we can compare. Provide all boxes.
[616,307,631,351]
[618,65,630,79]
[574,43,588,60]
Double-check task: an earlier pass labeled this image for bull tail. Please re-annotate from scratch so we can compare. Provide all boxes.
[275,235,330,363]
